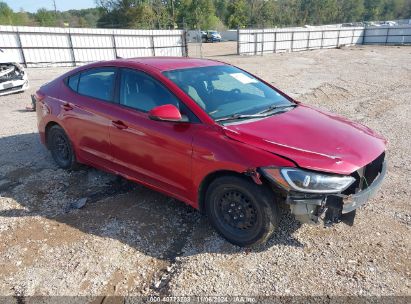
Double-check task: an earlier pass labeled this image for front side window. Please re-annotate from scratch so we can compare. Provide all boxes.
[119,68,180,112]
[163,65,294,121]
[77,67,116,102]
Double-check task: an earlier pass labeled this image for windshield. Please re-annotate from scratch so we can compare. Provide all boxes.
[163,65,293,120]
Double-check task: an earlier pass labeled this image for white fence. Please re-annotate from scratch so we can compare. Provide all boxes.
[238,25,411,55]
[0,25,187,67]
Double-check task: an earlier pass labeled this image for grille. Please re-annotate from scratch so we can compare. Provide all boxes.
[343,152,385,195]
[363,152,385,188]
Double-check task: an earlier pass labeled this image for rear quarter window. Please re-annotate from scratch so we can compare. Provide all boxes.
[67,73,80,91]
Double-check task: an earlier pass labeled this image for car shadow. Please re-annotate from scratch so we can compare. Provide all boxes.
[0,132,303,262]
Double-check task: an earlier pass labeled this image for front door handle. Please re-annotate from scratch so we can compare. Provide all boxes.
[62,103,73,111]
[112,120,128,130]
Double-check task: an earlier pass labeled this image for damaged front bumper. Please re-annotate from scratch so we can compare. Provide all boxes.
[0,62,29,96]
[286,160,387,226]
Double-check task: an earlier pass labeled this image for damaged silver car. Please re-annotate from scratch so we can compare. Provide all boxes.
[0,49,29,96]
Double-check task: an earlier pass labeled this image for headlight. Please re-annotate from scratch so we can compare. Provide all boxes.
[261,167,355,193]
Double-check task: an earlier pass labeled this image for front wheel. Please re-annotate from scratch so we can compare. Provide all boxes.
[205,176,279,247]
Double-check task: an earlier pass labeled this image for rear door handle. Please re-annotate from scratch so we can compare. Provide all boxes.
[112,120,128,130]
[62,103,73,111]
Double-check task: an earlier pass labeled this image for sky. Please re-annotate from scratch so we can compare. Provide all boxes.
[5,0,97,13]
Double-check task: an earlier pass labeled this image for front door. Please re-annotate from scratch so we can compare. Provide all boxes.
[108,68,201,200]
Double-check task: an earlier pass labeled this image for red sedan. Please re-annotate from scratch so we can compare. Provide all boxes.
[35,57,387,246]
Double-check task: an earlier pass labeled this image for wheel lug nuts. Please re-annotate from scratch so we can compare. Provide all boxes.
[238,206,241,210]
[234,216,238,220]
[228,209,232,213]
[240,214,244,218]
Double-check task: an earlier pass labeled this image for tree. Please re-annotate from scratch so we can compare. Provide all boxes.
[13,10,32,26]
[247,0,271,27]
[380,0,409,20]
[35,8,57,26]
[127,3,156,28]
[214,0,228,22]
[258,0,279,27]
[341,0,365,22]
[364,0,384,20]
[1,0,411,29]
[175,0,191,28]
[175,0,221,29]
[190,0,220,29]
[320,0,341,24]
[273,0,301,26]
[151,0,169,29]
[226,0,248,28]
[0,2,13,25]
[300,0,340,25]
[67,8,101,27]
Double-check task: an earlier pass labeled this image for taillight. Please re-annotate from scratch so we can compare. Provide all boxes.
[32,91,46,113]
[34,91,46,102]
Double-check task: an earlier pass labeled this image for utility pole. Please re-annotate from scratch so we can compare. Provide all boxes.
[52,0,58,26]
[171,0,175,29]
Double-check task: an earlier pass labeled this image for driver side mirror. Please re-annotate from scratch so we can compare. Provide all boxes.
[148,104,188,122]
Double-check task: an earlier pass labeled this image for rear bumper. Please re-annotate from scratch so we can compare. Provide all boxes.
[286,160,387,225]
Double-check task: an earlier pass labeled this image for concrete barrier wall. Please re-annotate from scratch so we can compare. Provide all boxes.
[238,25,411,55]
[0,25,187,67]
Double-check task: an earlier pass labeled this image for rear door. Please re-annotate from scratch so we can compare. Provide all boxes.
[61,67,118,168]
[108,68,201,200]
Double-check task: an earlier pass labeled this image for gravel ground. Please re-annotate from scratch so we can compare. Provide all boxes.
[0,45,410,299]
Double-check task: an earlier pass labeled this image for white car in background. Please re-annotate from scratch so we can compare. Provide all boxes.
[0,49,29,96]
[381,21,398,26]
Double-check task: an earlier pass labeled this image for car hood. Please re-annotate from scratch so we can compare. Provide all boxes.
[222,104,386,175]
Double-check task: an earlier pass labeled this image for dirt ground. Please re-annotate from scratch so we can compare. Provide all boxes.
[0,44,410,300]
[188,41,237,57]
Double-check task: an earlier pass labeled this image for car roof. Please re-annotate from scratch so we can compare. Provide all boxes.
[107,57,226,72]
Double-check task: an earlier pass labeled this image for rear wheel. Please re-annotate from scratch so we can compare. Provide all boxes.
[48,125,78,170]
[205,175,279,247]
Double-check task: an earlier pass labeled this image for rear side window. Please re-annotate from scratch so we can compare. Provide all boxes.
[67,73,80,91]
[77,67,117,102]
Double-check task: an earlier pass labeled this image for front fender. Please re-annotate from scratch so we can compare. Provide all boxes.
[191,125,296,207]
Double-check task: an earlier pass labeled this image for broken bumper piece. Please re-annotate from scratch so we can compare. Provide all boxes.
[287,160,387,226]
[0,63,29,96]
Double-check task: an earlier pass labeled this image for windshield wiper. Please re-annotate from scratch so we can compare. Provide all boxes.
[215,113,269,122]
[215,104,297,122]
[258,103,297,114]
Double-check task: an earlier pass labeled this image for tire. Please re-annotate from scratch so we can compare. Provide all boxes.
[205,175,279,247]
[48,125,78,170]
